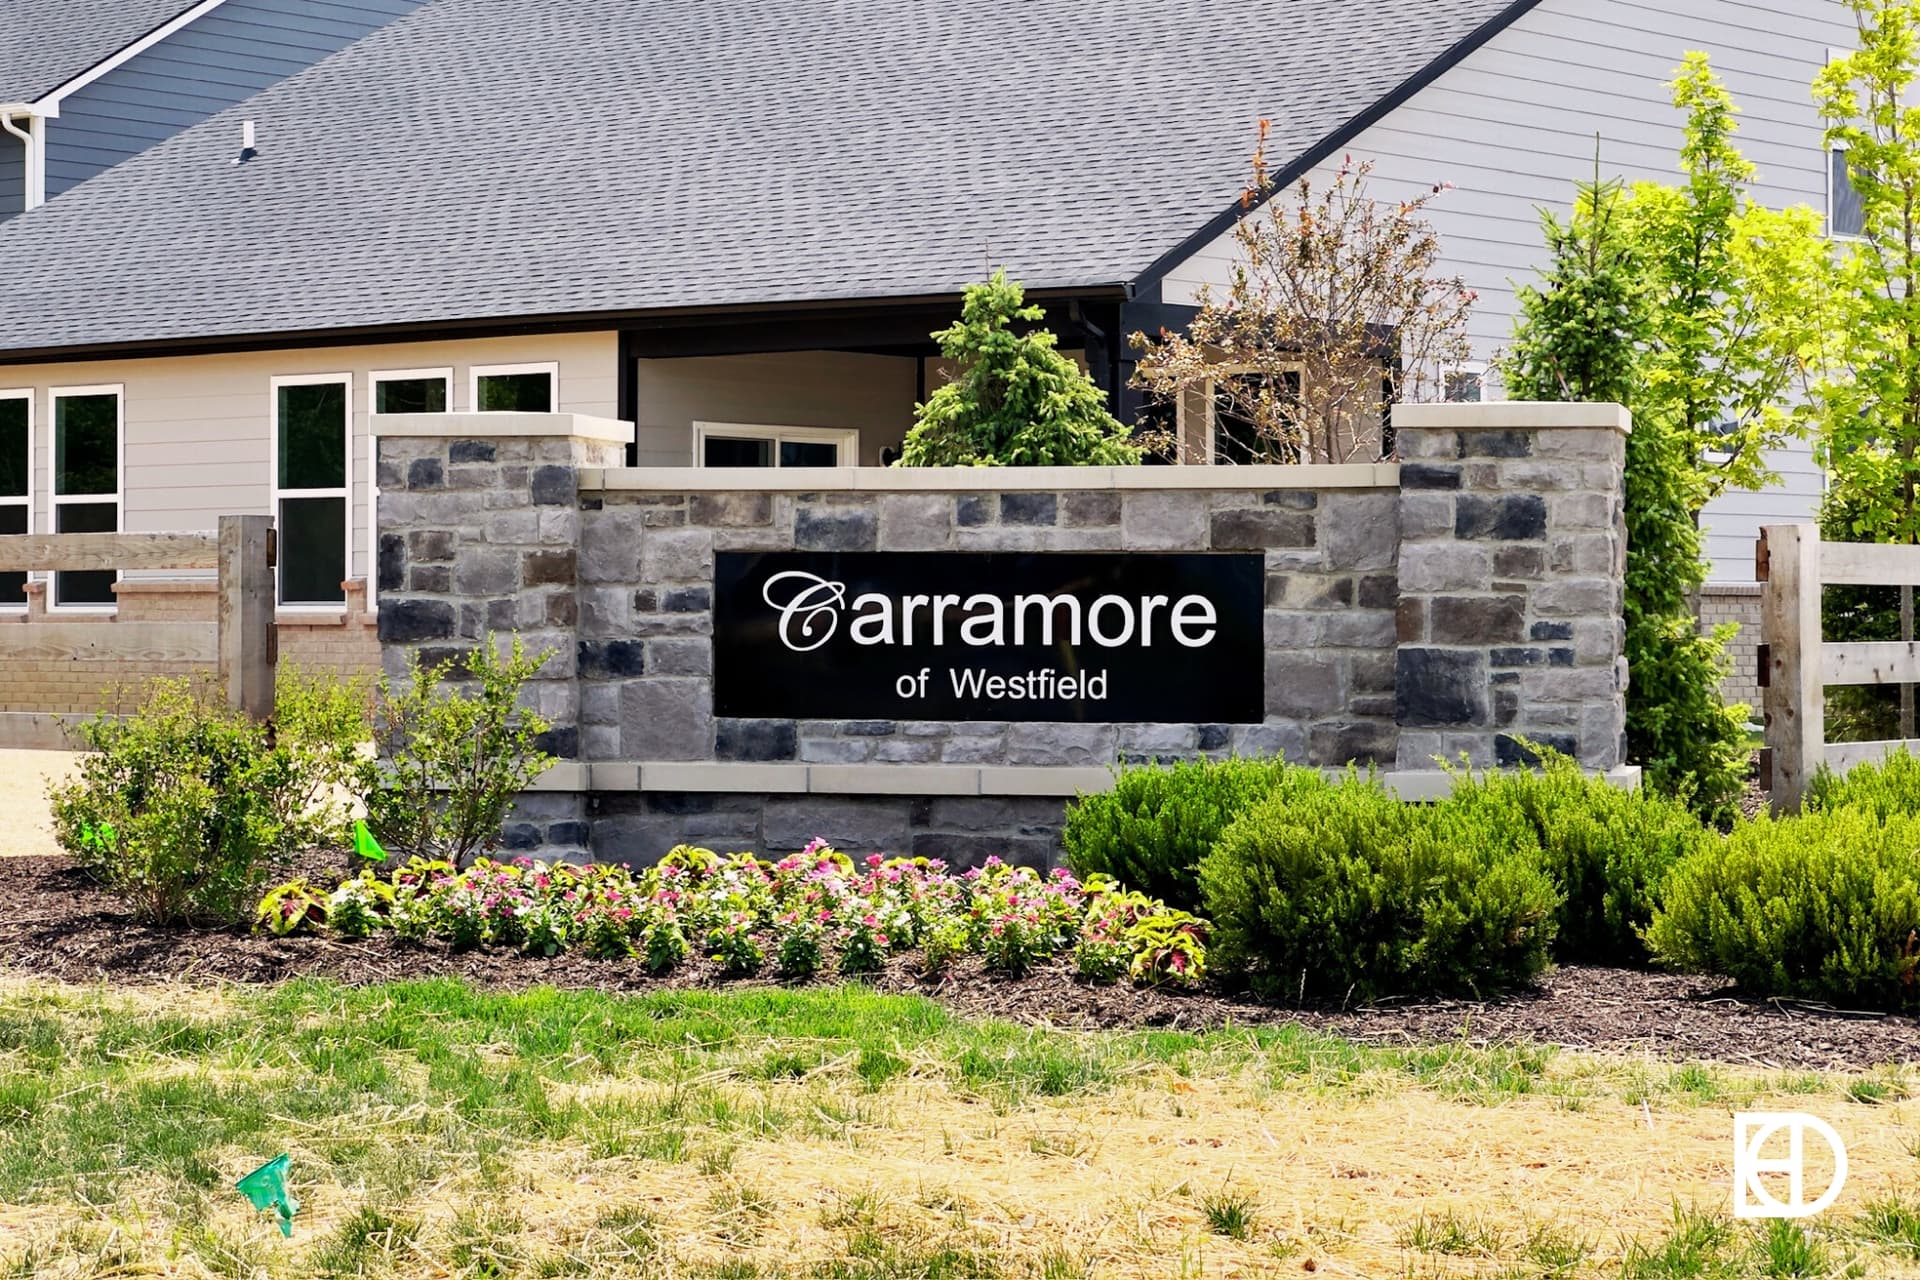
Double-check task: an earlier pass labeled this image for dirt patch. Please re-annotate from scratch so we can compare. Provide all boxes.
[6,853,1919,1070]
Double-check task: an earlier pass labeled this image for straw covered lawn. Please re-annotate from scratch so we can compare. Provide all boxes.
[2,976,1919,1278]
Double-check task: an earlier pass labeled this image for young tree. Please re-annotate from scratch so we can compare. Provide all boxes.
[1130,124,1475,463]
[1623,54,1832,508]
[897,271,1141,467]
[1813,0,1920,736]
[1503,172,1752,822]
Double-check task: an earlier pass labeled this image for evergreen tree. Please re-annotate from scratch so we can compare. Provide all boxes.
[898,271,1141,467]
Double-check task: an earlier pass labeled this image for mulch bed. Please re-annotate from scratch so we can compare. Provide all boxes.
[6,854,1919,1071]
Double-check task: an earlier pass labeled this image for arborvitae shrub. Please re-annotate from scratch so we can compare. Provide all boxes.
[1197,774,1558,1001]
[1806,749,1920,823]
[1645,808,1920,1008]
[1062,757,1305,912]
[1443,756,1714,963]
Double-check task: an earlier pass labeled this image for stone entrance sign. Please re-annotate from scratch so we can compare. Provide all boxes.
[372,402,1633,865]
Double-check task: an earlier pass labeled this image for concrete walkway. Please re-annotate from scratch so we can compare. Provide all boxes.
[0,750,78,858]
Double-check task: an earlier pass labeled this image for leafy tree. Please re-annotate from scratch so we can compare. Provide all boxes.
[897,271,1141,467]
[1507,55,1832,822]
[1813,0,1920,737]
[1131,125,1474,463]
[1622,53,1832,505]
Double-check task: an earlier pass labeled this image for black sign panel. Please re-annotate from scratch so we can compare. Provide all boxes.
[712,552,1264,723]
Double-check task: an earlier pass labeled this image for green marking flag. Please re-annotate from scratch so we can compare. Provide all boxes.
[236,1153,299,1237]
[79,822,116,853]
[352,820,386,862]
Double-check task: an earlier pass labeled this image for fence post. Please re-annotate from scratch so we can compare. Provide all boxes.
[217,514,276,721]
[1761,524,1823,812]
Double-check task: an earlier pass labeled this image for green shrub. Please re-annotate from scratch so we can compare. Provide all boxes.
[1062,757,1305,911]
[362,635,556,862]
[1645,808,1920,1008]
[50,677,359,925]
[1807,749,1920,823]
[1443,755,1713,963]
[1197,774,1558,1001]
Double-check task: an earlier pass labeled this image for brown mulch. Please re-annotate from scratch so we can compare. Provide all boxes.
[5,855,1919,1072]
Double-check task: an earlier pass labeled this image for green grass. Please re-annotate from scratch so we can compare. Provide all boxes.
[0,977,1914,1279]
[0,974,1876,1214]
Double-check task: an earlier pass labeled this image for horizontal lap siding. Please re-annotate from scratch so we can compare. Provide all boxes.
[44,0,424,200]
[0,330,620,586]
[1160,0,1852,583]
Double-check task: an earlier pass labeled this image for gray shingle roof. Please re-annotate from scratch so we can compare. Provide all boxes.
[0,0,200,101]
[0,0,1526,357]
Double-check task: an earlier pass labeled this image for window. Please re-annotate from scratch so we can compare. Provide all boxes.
[272,374,350,607]
[370,367,450,414]
[1207,371,1302,464]
[49,385,120,609]
[0,390,28,611]
[693,422,858,467]
[471,362,557,412]
[1830,142,1866,239]
[1444,363,1488,403]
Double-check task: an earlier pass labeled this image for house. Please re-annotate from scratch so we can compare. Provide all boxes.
[1,0,424,219]
[0,0,1852,715]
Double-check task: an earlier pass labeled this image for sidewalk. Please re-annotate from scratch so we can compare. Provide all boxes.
[0,750,78,858]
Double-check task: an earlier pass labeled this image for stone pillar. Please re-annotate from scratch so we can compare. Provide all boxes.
[1390,403,1629,772]
[373,413,633,854]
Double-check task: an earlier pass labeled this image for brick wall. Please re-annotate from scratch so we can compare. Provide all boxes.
[0,578,379,717]
[1700,583,1762,714]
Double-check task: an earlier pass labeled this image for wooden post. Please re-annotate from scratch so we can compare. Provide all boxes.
[216,514,275,721]
[1761,524,1824,812]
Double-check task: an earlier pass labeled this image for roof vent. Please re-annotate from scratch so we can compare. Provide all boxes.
[234,120,257,165]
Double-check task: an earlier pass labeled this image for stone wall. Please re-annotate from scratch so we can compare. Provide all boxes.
[373,405,1633,868]
[576,473,1403,773]
[1392,404,1630,770]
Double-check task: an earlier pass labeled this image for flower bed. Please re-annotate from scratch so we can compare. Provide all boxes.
[257,842,1208,988]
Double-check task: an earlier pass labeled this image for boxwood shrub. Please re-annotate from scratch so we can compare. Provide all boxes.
[1197,772,1558,1001]
[1645,808,1920,1008]
[1443,755,1713,964]
[1063,757,1303,911]
[1806,749,1920,824]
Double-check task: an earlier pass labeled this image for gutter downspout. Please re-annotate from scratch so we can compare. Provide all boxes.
[0,111,43,212]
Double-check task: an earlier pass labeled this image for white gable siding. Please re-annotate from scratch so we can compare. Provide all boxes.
[1160,0,1856,582]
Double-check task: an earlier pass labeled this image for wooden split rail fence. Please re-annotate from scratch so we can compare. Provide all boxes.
[1760,523,1920,810]
[0,515,277,726]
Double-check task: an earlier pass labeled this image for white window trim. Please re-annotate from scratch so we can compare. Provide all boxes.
[692,421,859,467]
[0,388,30,613]
[270,372,353,612]
[470,361,559,413]
[47,383,123,613]
[368,366,452,416]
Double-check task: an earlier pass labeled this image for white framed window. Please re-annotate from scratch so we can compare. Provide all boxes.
[1444,362,1489,404]
[1829,139,1867,240]
[369,366,451,415]
[48,384,122,611]
[0,389,29,612]
[271,373,351,608]
[471,361,557,413]
[693,422,858,467]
